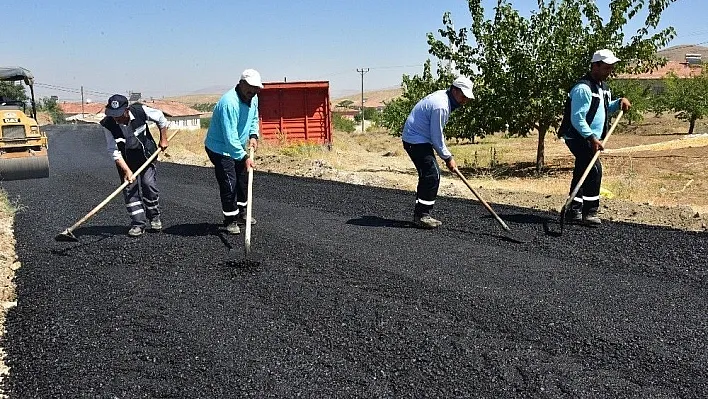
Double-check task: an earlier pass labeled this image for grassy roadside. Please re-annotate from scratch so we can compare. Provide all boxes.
[0,187,17,302]
[0,188,18,395]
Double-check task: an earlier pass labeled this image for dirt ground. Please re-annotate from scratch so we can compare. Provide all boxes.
[0,196,17,394]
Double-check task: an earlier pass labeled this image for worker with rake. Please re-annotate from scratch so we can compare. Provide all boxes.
[204,69,262,235]
[100,94,170,237]
[558,49,631,226]
[401,76,474,229]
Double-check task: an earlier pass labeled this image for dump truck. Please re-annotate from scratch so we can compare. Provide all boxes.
[0,66,49,180]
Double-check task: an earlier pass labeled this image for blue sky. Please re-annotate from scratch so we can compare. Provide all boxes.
[3,0,705,102]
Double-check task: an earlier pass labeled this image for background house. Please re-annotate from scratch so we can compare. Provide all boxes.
[331,108,360,121]
[59,99,202,130]
[59,102,105,124]
[615,44,707,92]
[139,100,202,131]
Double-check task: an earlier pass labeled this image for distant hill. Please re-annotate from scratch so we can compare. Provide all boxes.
[657,44,708,62]
[164,93,222,106]
[332,87,403,109]
[165,86,405,109]
[188,85,232,95]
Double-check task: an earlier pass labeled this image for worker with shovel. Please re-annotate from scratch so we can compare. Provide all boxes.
[100,94,170,237]
[401,76,474,229]
[558,49,631,226]
[204,69,262,234]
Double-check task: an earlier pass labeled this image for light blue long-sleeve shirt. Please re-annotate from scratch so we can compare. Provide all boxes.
[568,83,621,140]
[204,88,259,160]
[401,89,453,160]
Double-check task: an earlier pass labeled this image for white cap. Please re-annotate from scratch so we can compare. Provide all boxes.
[591,49,620,65]
[240,69,264,88]
[452,76,474,99]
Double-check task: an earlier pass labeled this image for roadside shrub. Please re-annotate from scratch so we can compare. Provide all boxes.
[333,114,355,133]
[200,117,211,129]
[193,102,216,112]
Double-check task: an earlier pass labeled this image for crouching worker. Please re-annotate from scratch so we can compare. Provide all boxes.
[204,69,262,234]
[100,94,169,237]
[402,76,474,229]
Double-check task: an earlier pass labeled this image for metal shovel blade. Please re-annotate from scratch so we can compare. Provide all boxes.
[54,230,78,242]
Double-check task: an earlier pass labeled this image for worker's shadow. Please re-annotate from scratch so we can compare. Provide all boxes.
[163,223,237,250]
[163,223,216,237]
[346,215,415,228]
[66,225,128,238]
[50,225,129,256]
[482,213,549,226]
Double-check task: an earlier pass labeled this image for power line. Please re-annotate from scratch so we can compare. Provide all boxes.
[356,68,369,133]
[313,64,425,80]
[33,82,119,98]
[369,64,425,70]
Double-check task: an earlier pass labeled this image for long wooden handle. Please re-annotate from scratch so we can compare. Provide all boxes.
[562,110,624,210]
[244,146,254,254]
[64,130,180,234]
[454,168,511,232]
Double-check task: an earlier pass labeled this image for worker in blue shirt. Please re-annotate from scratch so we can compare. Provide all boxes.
[401,76,474,229]
[205,69,262,234]
[558,49,631,226]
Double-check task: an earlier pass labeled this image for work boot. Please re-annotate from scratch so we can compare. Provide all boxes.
[128,225,145,237]
[565,209,582,224]
[236,214,256,225]
[414,215,442,229]
[225,221,241,235]
[583,211,602,226]
[149,217,162,231]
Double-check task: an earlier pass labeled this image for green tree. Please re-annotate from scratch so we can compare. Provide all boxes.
[427,0,676,171]
[353,107,381,125]
[609,78,654,124]
[653,69,708,134]
[37,97,66,124]
[193,102,216,112]
[332,113,356,133]
[337,100,354,109]
[380,59,456,136]
[0,81,28,102]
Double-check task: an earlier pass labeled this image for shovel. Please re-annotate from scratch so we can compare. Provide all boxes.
[244,146,254,257]
[55,130,179,242]
[453,168,528,244]
[553,110,624,235]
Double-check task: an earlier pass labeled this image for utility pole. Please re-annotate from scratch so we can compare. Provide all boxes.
[356,68,369,133]
[81,86,85,118]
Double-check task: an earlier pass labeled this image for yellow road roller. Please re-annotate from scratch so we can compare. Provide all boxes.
[0,66,49,181]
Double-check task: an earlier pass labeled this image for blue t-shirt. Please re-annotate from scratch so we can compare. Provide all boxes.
[205,88,260,160]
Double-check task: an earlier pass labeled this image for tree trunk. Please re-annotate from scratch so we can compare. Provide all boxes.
[688,118,696,135]
[536,125,550,173]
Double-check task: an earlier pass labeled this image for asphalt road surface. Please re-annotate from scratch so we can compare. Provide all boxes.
[1,126,706,398]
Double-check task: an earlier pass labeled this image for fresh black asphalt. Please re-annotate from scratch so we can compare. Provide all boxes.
[1,125,706,398]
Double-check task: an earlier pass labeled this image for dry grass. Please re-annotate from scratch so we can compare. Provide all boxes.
[0,189,18,393]
[164,113,708,212]
[163,94,222,106]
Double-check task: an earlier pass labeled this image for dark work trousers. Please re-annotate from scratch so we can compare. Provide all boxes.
[565,137,603,215]
[403,141,440,217]
[121,150,160,227]
[206,147,248,224]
